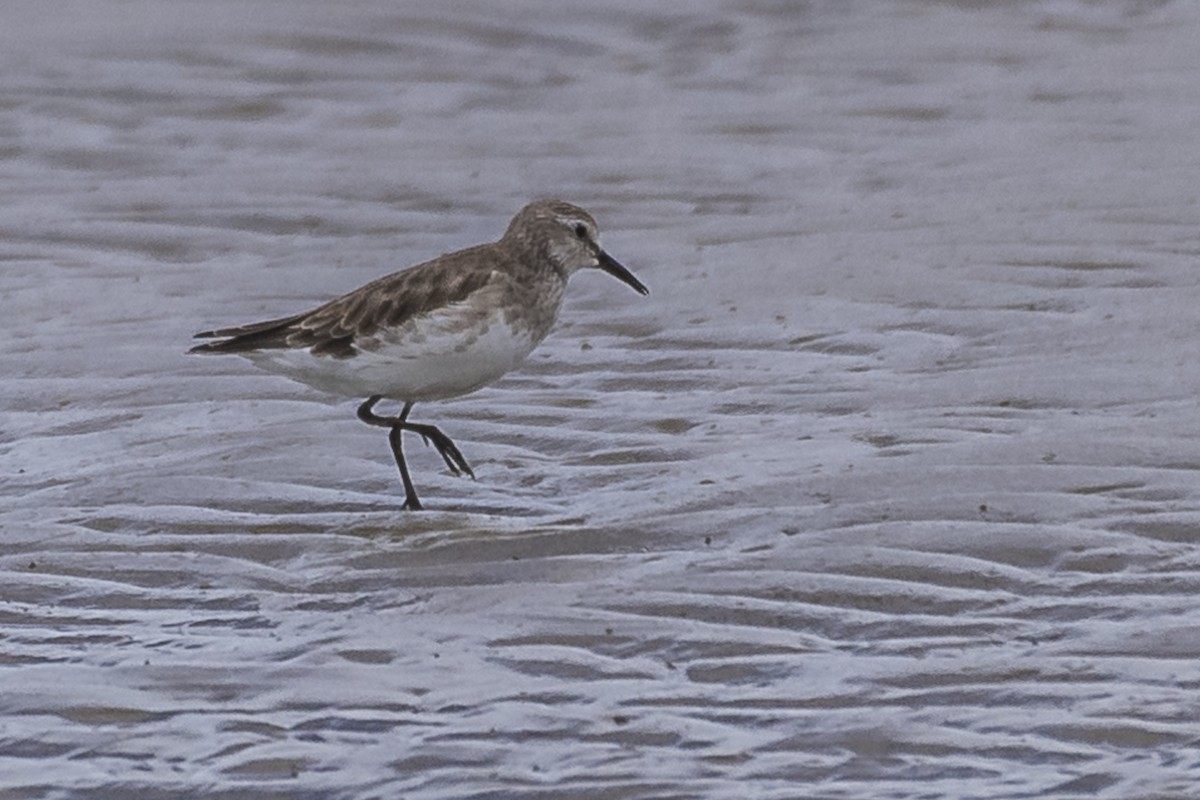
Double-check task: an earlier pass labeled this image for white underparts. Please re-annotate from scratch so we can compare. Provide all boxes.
[244,307,543,402]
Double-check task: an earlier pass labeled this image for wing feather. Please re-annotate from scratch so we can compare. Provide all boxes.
[189,245,506,359]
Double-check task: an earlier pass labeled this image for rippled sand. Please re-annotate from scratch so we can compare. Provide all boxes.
[3,1,1200,797]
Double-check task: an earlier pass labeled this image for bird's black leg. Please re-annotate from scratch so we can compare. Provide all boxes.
[356,395,474,510]
[388,412,422,511]
[403,420,475,480]
[357,396,421,509]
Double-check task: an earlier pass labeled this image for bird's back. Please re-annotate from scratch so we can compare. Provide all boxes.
[190,243,509,359]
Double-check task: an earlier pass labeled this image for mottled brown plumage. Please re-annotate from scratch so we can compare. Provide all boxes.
[192,247,502,359]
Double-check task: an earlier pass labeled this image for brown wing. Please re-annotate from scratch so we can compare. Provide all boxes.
[191,312,310,341]
[189,244,504,359]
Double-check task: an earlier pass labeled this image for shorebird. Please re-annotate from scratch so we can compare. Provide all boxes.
[190,199,649,510]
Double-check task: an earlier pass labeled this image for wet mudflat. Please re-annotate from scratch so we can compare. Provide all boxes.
[2,2,1200,798]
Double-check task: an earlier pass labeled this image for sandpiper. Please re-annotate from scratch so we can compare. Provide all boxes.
[190,199,649,510]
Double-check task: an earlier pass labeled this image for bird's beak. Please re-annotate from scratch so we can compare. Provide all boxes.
[597,250,649,295]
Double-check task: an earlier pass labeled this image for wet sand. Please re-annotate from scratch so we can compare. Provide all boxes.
[3,2,1200,797]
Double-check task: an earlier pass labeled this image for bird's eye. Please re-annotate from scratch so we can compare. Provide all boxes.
[573,223,588,239]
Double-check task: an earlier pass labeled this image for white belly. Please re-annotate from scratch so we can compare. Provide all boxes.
[244,312,541,402]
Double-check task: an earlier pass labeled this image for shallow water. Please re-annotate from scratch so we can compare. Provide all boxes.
[3,1,1200,797]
